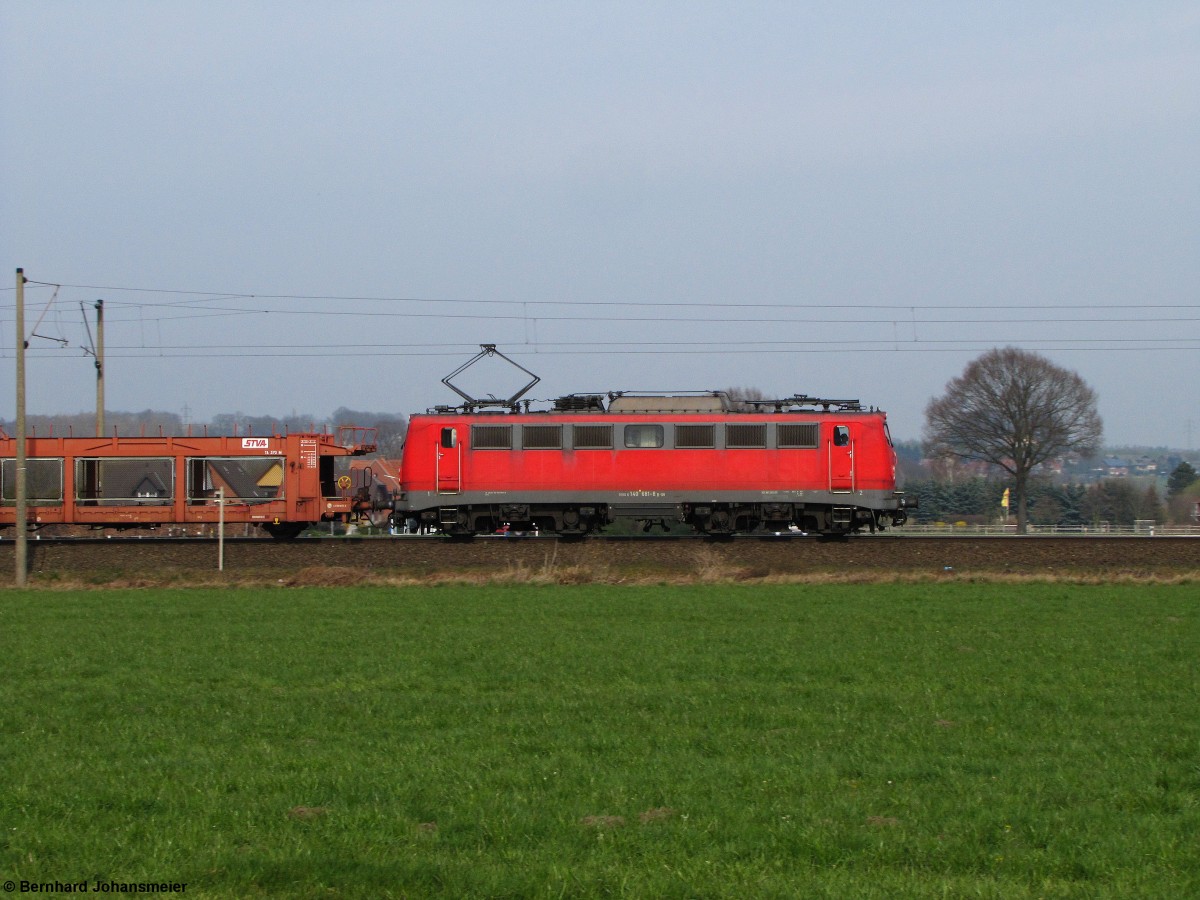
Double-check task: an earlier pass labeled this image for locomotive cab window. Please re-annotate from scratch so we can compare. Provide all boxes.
[441,427,457,449]
[624,424,664,448]
[833,425,850,447]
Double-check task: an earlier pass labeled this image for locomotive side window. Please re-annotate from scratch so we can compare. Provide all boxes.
[471,424,512,449]
[624,424,664,448]
[522,425,562,449]
[833,425,850,447]
[572,424,613,449]
[675,424,715,449]
[726,423,767,449]
[441,427,457,449]
[777,423,818,449]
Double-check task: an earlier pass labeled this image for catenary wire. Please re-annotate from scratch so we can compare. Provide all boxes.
[11,279,1199,311]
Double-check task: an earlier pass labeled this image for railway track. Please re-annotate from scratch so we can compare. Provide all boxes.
[3,534,1196,581]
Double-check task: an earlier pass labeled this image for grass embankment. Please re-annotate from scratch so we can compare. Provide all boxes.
[2,584,1197,898]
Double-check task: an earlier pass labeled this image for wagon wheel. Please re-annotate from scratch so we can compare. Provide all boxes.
[264,522,305,540]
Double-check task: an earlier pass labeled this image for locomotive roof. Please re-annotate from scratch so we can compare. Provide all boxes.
[427,391,868,415]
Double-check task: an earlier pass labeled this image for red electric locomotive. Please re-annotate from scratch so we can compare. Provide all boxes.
[396,389,911,537]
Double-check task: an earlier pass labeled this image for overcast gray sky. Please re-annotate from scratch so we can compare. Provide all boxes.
[2,1,1197,447]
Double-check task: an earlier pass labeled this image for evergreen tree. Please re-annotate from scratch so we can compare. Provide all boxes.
[1082,480,1140,529]
[1167,461,1198,497]
[1138,484,1164,523]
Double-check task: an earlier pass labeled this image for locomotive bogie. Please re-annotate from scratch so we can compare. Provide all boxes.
[406,493,904,538]
[417,502,609,537]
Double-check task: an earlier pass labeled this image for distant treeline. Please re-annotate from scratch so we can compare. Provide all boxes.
[902,476,1170,528]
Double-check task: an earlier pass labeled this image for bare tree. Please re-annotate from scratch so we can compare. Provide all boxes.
[923,347,1102,533]
[722,386,771,412]
[332,408,408,458]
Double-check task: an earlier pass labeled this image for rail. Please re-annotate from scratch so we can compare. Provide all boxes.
[899,523,1200,537]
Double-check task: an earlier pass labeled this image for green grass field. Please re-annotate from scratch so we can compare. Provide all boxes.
[2,583,1197,898]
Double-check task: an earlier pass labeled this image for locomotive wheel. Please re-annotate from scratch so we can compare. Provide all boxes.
[444,518,477,539]
[706,510,734,535]
[558,508,592,537]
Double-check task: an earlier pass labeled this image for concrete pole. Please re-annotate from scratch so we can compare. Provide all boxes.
[95,298,104,436]
[217,486,225,571]
[14,269,28,586]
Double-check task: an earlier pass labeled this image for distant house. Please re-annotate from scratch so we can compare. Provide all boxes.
[1132,456,1159,475]
[133,473,169,502]
[920,456,995,480]
[1036,457,1065,477]
[205,459,284,501]
[85,459,173,505]
[1103,457,1131,477]
[348,458,402,507]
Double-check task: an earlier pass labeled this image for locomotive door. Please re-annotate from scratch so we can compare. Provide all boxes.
[828,424,855,493]
[436,427,461,494]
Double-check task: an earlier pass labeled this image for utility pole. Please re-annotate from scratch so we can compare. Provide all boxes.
[217,486,225,571]
[95,298,104,436]
[14,268,28,586]
[81,298,105,436]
